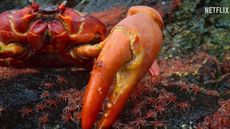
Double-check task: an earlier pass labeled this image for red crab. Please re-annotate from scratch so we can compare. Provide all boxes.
[0,0,163,129]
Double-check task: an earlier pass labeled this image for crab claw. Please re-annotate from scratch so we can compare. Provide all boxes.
[82,6,163,129]
[0,42,26,59]
[0,42,26,67]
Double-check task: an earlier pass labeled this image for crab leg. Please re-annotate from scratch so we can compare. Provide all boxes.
[149,60,160,77]
[82,6,163,129]
[0,58,24,67]
[70,41,106,59]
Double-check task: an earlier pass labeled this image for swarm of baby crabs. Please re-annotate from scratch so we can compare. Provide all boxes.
[0,0,164,128]
[197,99,230,128]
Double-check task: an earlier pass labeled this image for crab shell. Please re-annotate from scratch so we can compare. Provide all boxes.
[0,3,106,67]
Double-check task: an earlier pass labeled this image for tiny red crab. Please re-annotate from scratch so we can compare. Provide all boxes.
[0,0,163,128]
[61,112,74,123]
[176,102,190,111]
[19,107,33,118]
[35,103,46,112]
[151,120,167,128]
[39,113,49,125]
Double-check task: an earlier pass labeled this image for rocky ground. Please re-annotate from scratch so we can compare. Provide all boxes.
[0,0,229,129]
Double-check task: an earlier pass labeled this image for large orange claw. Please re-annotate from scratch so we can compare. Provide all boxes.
[82,6,163,129]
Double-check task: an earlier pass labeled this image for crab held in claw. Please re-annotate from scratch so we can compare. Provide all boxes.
[0,0,163,128]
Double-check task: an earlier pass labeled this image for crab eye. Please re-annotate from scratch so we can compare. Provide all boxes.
[58,0,67,12]
[30,0,40,12]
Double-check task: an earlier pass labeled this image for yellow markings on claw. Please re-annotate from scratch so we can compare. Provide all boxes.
[114,68,135,96]
[108,25,144,104]
[111,26,144,70]
[0,42,25,56]
[99,26,146,128]
[98,26,141,128]
[127,33,144,70]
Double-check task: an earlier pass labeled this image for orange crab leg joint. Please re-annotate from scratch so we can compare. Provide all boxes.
[82,6,163,129]
[70,41,106,59]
